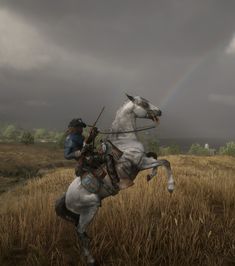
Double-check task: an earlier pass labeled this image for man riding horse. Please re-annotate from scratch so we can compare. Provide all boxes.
[55,94,175,265]
[55,117,120,225]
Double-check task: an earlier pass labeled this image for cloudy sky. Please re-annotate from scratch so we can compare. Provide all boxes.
[0,0,235,139]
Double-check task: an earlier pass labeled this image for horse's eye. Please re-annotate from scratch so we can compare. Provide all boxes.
[139,101,149,109]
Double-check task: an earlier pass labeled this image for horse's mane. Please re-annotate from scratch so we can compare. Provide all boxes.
[114,100,130,119]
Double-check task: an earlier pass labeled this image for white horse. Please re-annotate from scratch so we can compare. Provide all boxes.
[58,94,175,265]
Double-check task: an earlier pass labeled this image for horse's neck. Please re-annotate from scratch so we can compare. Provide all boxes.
[109,101,137,141]
[105,101,145,189]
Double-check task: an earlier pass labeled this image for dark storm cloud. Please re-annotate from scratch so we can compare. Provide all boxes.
[2,0,235,60]
[2,0,235,58]
[0,0,235,138]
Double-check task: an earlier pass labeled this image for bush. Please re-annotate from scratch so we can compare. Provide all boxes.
[34,128,46,140]
[168,144,181,154]
[188,143,210,156]
[147,139,160,155]
[219,141,235,157]
[159,144,181,156]
[2,124,18,140]
[20,131,34,145]
[159,146,170,156]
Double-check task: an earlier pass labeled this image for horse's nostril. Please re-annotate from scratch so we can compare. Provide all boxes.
[158,110,162,116]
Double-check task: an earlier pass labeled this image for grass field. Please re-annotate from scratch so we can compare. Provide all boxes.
[0,155,235,265]
[0,143,73,194]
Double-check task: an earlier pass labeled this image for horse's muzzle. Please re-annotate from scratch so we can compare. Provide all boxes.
[147,109,162,123]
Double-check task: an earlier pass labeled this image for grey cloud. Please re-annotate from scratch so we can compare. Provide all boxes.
[0,1,235,138]
[226,34,235,54]
[25,100,51,107]
[208,94,235,106]
[2,0,235,58]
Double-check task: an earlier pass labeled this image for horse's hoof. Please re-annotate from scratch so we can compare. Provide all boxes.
[168,181,175,193]
[87,262,98,266]
[168,185,174,193]
[87,257,98,266]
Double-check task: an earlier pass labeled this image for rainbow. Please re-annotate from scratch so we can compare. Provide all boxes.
[160,49,220,108]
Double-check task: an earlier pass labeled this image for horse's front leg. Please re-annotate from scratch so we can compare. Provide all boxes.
[160,159,175,193]
[139,157,175,193]
[146,166,158,182]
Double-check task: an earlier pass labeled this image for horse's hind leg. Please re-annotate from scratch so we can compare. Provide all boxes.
[76,205,98,266]
[146,152,158,182]
[160,159,175,193]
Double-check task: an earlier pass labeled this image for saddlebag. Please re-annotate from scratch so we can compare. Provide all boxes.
[81,172,102,193]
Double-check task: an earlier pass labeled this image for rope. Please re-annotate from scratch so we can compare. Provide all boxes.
[87,124,156,135]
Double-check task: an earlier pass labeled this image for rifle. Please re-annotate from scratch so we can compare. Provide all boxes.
[83,106,105,147]
[76,107,105,171]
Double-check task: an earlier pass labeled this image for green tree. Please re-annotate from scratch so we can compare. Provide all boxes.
[160,144,181,155]
[2,124,17,140]
[47,131,57,141]
[0,122,7,138]
[159,146,168,156]
[34,128,46,140]
[147,139,160,154]
[169,144,181,154]
[219,141,235,157]
[20,131,34,145]
[188,143,210,156]
[54,132,64,142]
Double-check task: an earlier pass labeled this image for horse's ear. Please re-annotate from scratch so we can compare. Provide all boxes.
[125,93,135,102]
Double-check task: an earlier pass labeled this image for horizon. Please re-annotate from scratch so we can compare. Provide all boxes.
[1,121,234,146]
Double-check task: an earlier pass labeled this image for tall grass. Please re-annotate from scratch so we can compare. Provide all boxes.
[0,155,235,265]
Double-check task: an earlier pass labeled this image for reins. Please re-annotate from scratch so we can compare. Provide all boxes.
[88,124,156,135]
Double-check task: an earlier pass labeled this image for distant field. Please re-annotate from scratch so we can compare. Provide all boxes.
[0,143,73,193]
[0,155,234,265]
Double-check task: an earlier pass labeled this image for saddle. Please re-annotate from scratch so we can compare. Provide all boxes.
[79,140,123,195]
[81,172,102,194]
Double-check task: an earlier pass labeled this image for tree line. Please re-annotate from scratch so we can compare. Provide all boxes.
[0,123,65,146]
[1,123,235,156]
[147,140,235,157]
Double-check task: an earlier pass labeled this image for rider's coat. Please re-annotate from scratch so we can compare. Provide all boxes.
[63,131,102,213]
[64,133,84,160]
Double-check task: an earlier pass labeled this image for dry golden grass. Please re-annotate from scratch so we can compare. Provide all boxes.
[0,143,73,194]
[0,143,72,176]
[0,155,235,266]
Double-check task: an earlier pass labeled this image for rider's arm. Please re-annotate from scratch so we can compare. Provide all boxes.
[64,129,98,160]
[64,135,83,160]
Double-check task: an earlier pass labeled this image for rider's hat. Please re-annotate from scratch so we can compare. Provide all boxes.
[68,118,86,128]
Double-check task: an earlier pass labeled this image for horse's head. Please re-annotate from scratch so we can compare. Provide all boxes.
[126,94,162,124]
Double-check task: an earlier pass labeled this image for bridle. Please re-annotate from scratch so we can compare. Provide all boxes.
[86,103,160,135]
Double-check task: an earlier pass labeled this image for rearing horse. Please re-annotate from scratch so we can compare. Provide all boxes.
[63,94,175,265]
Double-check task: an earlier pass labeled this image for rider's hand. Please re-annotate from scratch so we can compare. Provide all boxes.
[75,145,91,158]
[74,150,82,158]
[81,144,91,155]
[90,127,99,138]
